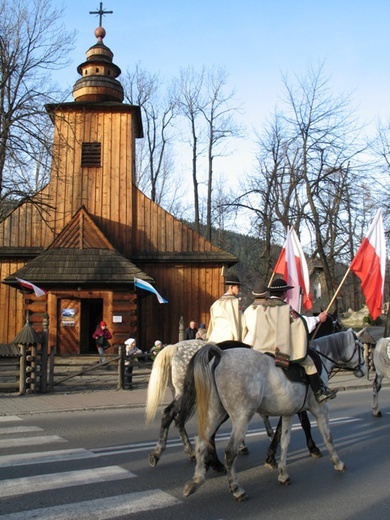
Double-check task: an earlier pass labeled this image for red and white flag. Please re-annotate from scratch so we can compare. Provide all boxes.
[15,278,46,298]
[350,209,386,320]
[273,227,312,312]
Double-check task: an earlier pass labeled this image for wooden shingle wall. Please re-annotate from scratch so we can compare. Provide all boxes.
[133,188,220,254]
[0,259,29,341]
[136,263,224,347]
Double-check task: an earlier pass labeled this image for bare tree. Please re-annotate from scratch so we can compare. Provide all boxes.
[122,64,178,205]
[0,0,75,214]
[173,66,244,238]
[200,67,244,240]
[173,66,205,233]
[239,63,369,304]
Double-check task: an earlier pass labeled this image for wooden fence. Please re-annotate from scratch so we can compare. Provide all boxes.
[0,345,153,394]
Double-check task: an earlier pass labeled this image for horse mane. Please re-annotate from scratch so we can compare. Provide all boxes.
[311,329,351,359]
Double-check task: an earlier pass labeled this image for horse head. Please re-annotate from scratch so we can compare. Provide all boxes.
[349,329,366,378]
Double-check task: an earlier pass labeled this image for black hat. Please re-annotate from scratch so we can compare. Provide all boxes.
[252,282,268,298]
[225,274,241,286]
[267,278,294,294]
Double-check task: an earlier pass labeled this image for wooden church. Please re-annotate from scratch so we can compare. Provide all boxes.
[0,19,237,354]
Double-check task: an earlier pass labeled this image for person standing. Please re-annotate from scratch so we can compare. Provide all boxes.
[92,321,112,364]
[247,278,337,404]
[184,320,198,340]
[195,322,207,340]
[207,274,244,343]
[125,338,142,389]
[149,340,163,360]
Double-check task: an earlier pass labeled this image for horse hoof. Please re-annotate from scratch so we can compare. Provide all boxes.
[278,477,291,486]
[238,446,249,456]
[335,461,346,472]
[373,411,382,418]
[183,480,199,497]
[148,453,159,467]
[310,448,323,458]
[233,489,248,501]
[264,459,277,469]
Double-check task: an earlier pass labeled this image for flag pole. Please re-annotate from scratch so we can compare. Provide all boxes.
[310,267,351,341]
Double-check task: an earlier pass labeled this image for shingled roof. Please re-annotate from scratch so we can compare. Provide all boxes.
[2,206,153,287]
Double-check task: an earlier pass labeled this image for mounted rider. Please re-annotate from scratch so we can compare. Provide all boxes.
[207,274,244,343]
[244,278,337,404]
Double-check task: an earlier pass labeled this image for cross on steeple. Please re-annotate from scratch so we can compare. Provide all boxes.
[89,2,113,27]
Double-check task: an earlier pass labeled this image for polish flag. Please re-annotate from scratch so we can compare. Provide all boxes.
[15,278,47,298]
[274,227,312,312]
[350,209,386,320]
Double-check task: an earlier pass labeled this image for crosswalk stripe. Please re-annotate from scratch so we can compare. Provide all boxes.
[0,466,136,498]
[0,435,67,449]
[0,416,23,423]
[0,448,96,468]
[0,489,181,520]
[0,426,43,435]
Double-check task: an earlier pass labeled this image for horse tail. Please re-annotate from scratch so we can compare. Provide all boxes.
[178,343,223,442]
[145,344,178,424]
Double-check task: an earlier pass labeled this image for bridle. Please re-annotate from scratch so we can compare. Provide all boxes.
[314,331,365,379]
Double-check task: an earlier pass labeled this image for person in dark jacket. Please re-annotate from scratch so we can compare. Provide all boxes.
[184,320,198,340]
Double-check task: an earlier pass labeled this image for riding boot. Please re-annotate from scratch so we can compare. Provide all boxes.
[307,373,338,404]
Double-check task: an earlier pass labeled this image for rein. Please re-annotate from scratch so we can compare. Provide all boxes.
[313,334,364,379]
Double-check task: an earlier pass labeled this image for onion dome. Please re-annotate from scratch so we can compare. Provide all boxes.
[72,26,124,102]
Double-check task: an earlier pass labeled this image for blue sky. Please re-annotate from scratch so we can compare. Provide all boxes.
[61,1,390,123]
[57,1,390,231]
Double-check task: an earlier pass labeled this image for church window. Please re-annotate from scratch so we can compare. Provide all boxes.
[81,142,101,167]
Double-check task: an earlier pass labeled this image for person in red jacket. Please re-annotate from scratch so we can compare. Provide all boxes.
[92,321,112,364]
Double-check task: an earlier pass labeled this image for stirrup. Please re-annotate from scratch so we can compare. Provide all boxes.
[315,387,338,404]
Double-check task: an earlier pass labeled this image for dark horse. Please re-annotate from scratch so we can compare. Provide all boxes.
[264,326,366,468]
[265,312,344,466]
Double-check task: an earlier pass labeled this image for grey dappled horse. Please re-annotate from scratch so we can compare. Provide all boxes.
[145,339,256,469]
[178,344,348,501]
[372,337,390,417]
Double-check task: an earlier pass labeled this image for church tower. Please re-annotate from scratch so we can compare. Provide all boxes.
[45,21,142,257]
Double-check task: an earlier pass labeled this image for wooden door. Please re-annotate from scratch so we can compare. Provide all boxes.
[57,298,81,355]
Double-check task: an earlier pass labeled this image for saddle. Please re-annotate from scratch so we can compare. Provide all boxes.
[267,348,323,384]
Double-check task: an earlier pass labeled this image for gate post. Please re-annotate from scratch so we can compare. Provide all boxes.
[19,344,27,395]
[179,316,185,342]
[118,345,125,390]
[40,313,49,393]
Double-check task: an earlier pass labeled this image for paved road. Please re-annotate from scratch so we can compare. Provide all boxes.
[1,388,390,520]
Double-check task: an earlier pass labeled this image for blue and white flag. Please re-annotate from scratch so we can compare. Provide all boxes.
[134,277,168,304]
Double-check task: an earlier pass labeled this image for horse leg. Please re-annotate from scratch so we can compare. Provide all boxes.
[298,411,322,458]
[173,410,197,461]
[264,417,281,469]
[149,399,194,466]
[183,435,209,497]
[204,432,226,473]
[183,408,227,497]
[148,401,175,466]
[261,414,274,437]
[278,416,293,485]
[313,403,345,472]
[372,373,383,418]
[224,419,250,501]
